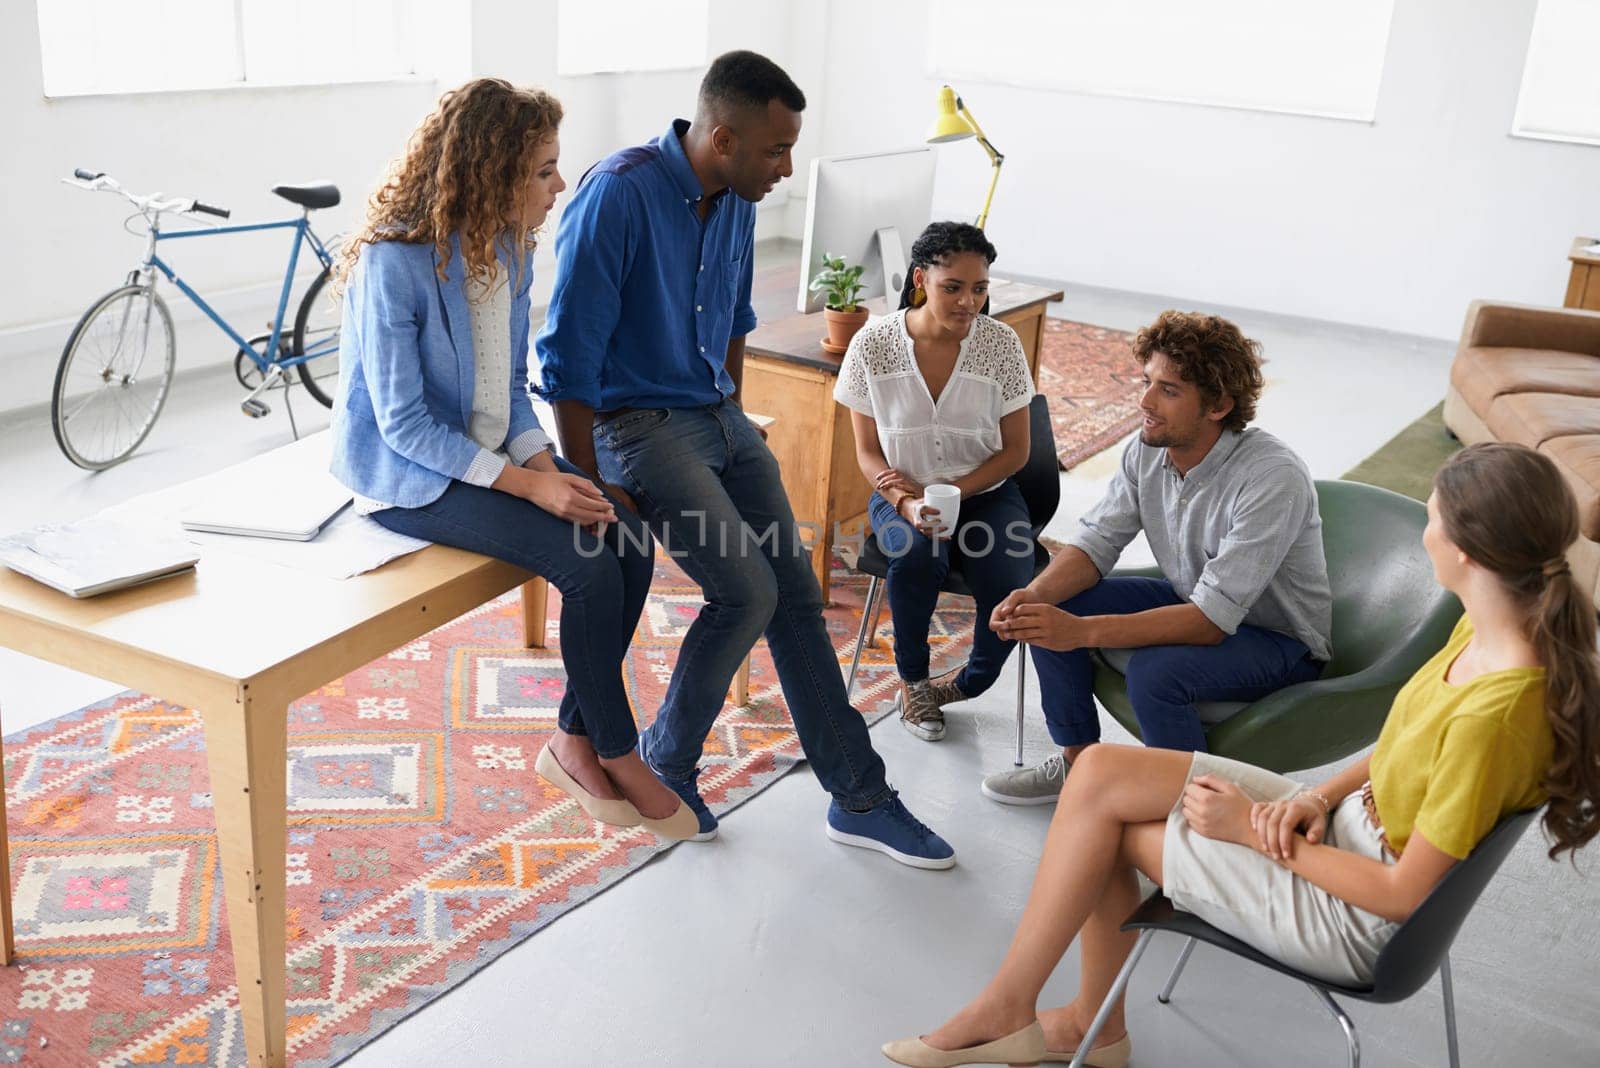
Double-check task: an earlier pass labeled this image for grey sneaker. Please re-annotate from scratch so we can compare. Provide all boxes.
[899,680,947,741]
[981,752,1071,806]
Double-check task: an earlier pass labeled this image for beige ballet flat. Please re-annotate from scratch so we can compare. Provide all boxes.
[637,800,703,842]
[882,1021,1046,1066]
[535,743,642,827]
[1042,1032,1131,1066]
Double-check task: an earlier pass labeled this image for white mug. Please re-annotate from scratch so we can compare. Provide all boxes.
[919,483,961,538]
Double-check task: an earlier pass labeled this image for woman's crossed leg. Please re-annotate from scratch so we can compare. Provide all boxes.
[922,744,1193,1054]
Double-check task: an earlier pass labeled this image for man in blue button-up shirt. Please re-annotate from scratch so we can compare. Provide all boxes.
[536,51,953,868]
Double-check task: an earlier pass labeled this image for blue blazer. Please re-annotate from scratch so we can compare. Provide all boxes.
[330,235,547,509]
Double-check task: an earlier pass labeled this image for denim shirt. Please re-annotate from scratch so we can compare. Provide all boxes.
[1067,428,1334,661]
[534,119,758,411]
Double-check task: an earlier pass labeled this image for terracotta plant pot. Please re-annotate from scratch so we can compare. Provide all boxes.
[821,305,869,356]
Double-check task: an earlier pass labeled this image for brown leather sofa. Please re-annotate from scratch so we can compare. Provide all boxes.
[1444,300,1600,602]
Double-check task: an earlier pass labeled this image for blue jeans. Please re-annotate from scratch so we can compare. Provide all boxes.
[867,480,1035,695]
[594,400,892,810]
[1031,576,1324,752]
[370,457,655,759]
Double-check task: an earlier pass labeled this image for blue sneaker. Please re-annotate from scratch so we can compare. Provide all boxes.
[825,795,955,870]
[640,740,717,842]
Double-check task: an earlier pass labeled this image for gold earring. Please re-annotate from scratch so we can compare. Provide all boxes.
[911,285,927,307]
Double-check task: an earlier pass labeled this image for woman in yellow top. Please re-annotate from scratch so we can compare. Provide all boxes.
[882,441,1600,1068]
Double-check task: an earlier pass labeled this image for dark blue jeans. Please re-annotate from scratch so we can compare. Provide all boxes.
[370,457,655,759]
[594,400,892,810]
[1031,576,1324,752]
[867,479,1035,696]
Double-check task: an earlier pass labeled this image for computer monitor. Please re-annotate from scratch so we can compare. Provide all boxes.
[796,147,936,314]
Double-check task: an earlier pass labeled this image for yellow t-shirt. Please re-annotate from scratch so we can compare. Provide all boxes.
[1369,615,1551,859]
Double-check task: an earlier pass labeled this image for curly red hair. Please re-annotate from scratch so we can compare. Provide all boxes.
[336,78,562,292]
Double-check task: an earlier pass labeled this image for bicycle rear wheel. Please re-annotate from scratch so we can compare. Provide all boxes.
[293,266,342,408]
[51,284,176,470]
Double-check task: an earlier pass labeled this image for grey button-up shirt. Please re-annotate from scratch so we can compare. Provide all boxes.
[1067,428,1333,662]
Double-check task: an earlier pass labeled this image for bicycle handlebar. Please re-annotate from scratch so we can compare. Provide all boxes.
[65,170,230,220]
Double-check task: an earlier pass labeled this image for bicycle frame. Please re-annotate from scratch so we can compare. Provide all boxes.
[140,214,336,373]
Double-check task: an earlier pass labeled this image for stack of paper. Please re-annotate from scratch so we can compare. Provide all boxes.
[0,518,199,598]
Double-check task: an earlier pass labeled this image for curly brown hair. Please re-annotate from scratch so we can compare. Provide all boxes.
[335,78,563,293]
[1131,311,1264,433]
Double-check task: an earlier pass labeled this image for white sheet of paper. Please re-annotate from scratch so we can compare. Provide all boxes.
[99,432,431,580]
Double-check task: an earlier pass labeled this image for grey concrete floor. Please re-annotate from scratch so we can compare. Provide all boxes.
[1,260,1597,1067]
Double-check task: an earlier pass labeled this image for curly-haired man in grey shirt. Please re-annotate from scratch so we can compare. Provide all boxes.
[982,311,1332,805]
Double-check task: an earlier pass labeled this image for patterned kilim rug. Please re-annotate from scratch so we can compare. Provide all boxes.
[1035,318,1141,471]
[0,557,973,1066]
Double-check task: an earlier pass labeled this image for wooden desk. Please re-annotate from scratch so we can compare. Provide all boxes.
[743,269,1063,600]
[1566,236,1600,311]
[0,505,548,1067]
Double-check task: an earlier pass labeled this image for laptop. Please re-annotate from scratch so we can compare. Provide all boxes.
[180,435,353,541]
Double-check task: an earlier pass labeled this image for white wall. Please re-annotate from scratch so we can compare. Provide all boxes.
[0,2,462,411]
[814,0,1599,340]
[6,0,1583,422]
[0,0,812,416]
[469,0,817,301]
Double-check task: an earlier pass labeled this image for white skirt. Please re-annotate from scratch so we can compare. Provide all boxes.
[1161,752,1399,986]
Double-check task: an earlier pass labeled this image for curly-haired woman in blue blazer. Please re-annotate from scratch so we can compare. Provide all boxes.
[330,78,696,840]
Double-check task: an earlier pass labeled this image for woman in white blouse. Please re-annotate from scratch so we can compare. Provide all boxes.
[834,222,1036,741]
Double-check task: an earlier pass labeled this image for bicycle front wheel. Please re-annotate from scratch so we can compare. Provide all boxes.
[51,284,176,470]
[293,266,342,408]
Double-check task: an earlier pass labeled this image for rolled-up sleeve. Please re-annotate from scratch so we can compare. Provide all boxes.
[731,227,757,338]
[533,172,638,408]
[462,449,508,487]
[1190,464,1311,634]
[1066,440,1143,576]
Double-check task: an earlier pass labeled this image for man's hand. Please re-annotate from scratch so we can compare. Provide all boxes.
[992,603,1093,651]
[992,585,1043,626]
[990,587,1050,631]
[1182,775,1258,848]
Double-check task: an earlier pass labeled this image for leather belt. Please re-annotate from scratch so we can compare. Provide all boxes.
[594,406,640,423]
[1360,781,1398,860]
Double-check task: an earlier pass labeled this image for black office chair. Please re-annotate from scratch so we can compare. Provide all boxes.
[843,393,1060,763]
[1066,808,1542,1068]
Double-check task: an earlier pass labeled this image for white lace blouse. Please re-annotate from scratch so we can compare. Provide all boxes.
[833,309,1034,492]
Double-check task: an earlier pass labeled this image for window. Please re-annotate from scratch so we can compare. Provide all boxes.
[556,0,707,77]
[1513,0,1600,146]
[928,0,1396,122]
[35,0,417,97]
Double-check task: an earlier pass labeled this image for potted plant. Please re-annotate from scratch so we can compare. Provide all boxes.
[809,253,869,355]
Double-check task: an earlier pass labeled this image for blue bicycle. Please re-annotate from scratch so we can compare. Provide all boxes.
[54,168,344,469]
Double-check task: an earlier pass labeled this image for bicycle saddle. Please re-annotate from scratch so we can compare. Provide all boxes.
[271,182,340,210]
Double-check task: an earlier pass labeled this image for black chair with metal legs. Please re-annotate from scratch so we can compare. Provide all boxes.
[1067,808,1541,1068]
[842,394,1060,764]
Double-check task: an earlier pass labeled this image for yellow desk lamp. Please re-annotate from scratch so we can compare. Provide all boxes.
[927,84,1005,230]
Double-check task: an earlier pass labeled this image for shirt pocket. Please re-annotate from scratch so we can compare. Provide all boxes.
[722,255,746,309]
